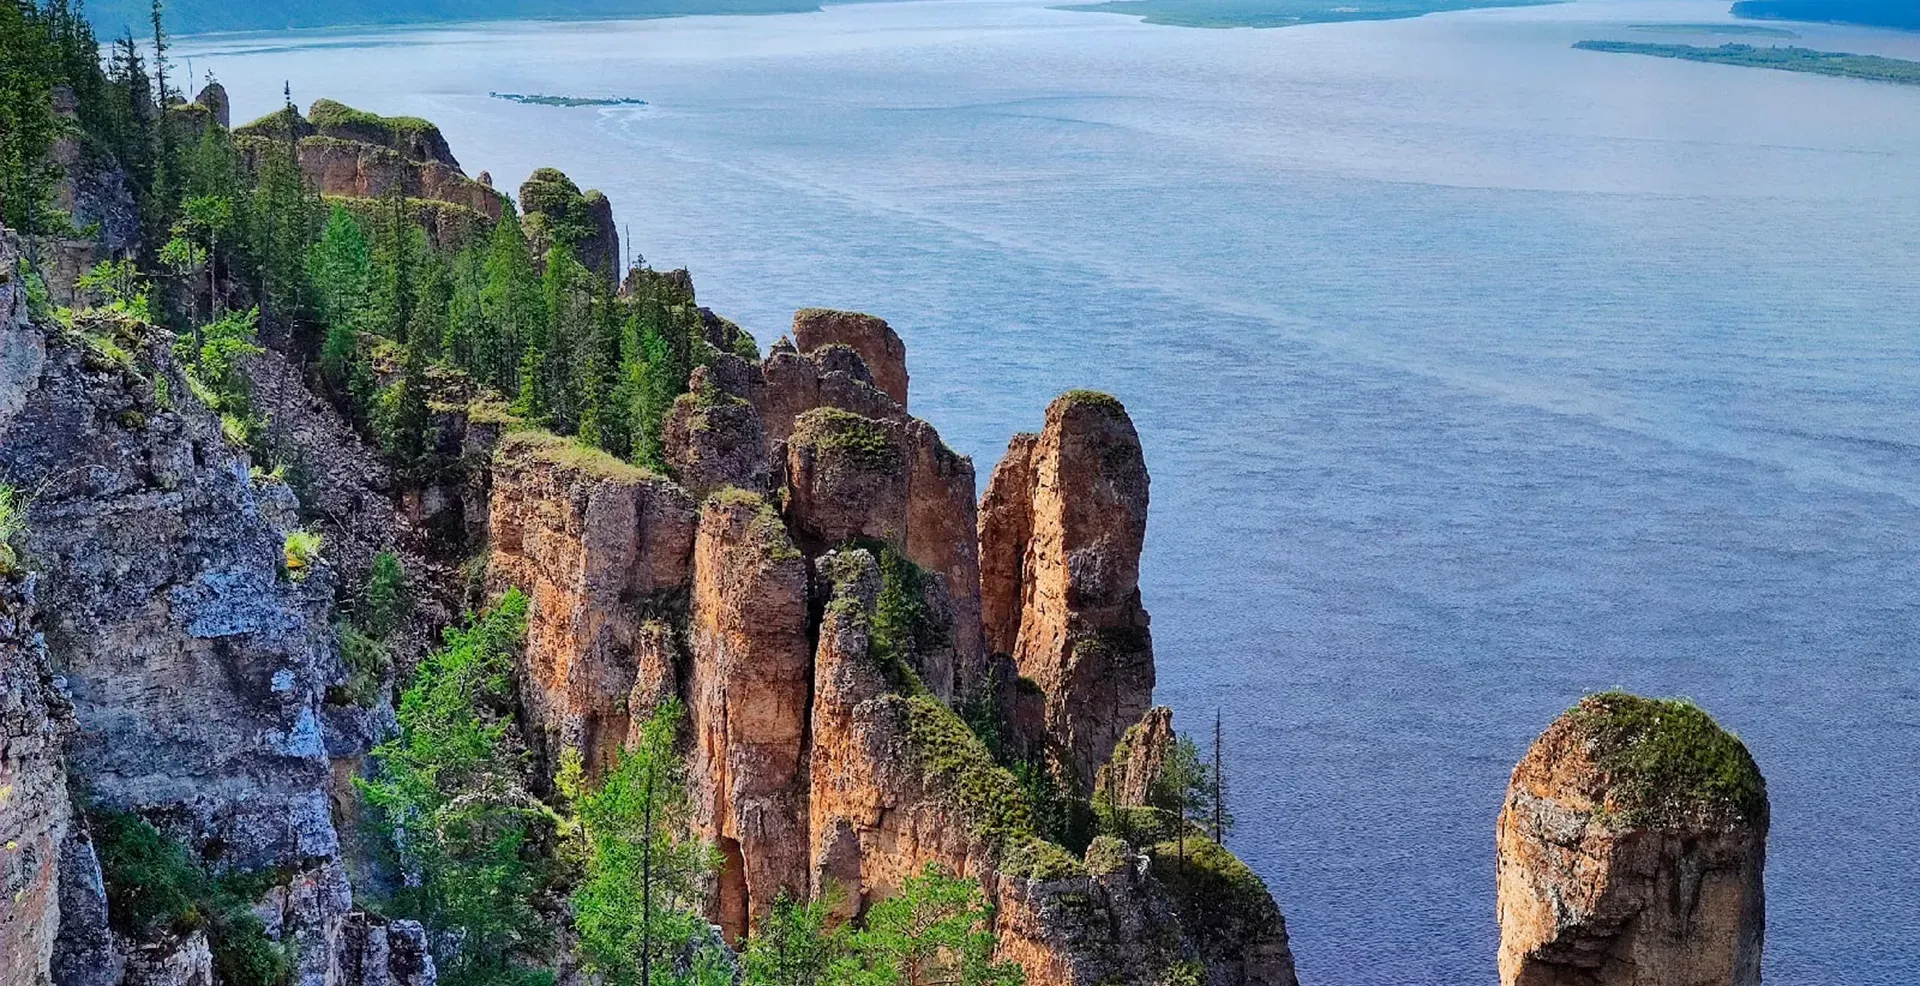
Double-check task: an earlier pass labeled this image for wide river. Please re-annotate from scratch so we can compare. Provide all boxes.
[183,1,1920,982]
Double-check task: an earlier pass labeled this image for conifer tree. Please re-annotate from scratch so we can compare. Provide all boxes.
[479,212,542,395]
[570,700,718,986]
[0,1,63,233]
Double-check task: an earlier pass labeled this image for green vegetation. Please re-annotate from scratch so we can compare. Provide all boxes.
[566,699,723,986]
[357,589,555,986]
[1568,691,1767,828]
[282,527,324,578]
[1057,0,1554,30]
[491,92,649,108]
[359,549,411,639]
[902,693,1084,881]
[90,807,293,986]
[0,483,26,575]
[741,868,1023,986]
[1731,0,1920,31]
[1053,389,1125,414]
[836,865,1026,986]
[1572,41,1920,86]
[792,408,901,469]
[309,98,439,148]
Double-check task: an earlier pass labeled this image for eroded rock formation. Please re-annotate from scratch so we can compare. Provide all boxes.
[979,391,1154,787]
[519,167,620,285]
[0,575,71,986]
[487,431,696,777]
[1497,693,1768,986]
[0,227,433,986]
[686,491,814,942]
[792,309,909,407]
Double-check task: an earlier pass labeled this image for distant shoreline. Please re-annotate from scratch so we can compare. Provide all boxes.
[1572,40,1920,86]
[1056,0,1558,31]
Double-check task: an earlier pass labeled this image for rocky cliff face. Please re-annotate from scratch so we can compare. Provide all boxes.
[0,574,72,986]
[474,312,1295,986]
[0,227,433,986]
[979,392,1153,788]
[791,309,909,407]
[686,490,814,942]
[487,431,696,778]
[1497,693,1768,986]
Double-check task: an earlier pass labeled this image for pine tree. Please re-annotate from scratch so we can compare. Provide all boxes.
[836,865,1026,986]
[569,699,718,986]
[249,86,316,327]
[478,212,541,395]
[0,0,64,233]
[308,204,372,330]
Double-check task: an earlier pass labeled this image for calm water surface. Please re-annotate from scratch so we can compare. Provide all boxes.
[186,3,1920,982]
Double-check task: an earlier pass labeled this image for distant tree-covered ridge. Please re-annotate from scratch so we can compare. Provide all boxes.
[83,0,837,38]
[1731,0,1920,31]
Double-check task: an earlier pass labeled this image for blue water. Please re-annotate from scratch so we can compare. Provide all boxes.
[185,2,1920,982]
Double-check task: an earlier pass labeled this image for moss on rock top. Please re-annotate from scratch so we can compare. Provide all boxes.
[790,407,901,469]
[1567,691,1767,829]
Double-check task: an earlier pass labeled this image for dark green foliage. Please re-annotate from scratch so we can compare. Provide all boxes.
[0,0,65,232]
[359,549,411,640]
[744,893,842,986]
[870,544,935,694]
[89,808,293,986]
[567,699,721,986]
[835,865,1026,986]
[1567,691,1767,827]
[358,590,554,986]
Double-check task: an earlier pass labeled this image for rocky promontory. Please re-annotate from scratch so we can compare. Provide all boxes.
[0,71,1777,986]
[1497,693,1769,986]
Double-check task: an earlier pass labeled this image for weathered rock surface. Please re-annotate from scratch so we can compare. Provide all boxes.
[685,491,814,942]
[0,575,70,986]
[194,83,230,130]
[1497,694,1768,986]
[664,370,769,497]
[807,551,1295,986]
[792,310,909,407]
[1094,706,1174,808]
[979,392,1153,788]
[519,168,619,285]
[783,408,910,552]
[332,913,437,986]
[754,341,899,447]
[487,431,696,778]
[0,316,341,877]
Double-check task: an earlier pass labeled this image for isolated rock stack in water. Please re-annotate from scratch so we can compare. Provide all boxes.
[1497,693,1769,986]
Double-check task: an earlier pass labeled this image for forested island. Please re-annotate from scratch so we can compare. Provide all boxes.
[491,91,649,107]
[1058,0,1551,30]
[1573,41,1920,86]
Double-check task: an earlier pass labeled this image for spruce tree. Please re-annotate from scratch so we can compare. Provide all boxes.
[0,1,63,233]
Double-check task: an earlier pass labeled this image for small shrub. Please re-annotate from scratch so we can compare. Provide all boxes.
[283,528,324,579]
[359,550,410,640]
[90,808,292,986]
[0,484,24,575]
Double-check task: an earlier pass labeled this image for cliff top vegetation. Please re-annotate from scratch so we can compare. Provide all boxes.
[1567,691,1767,829]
